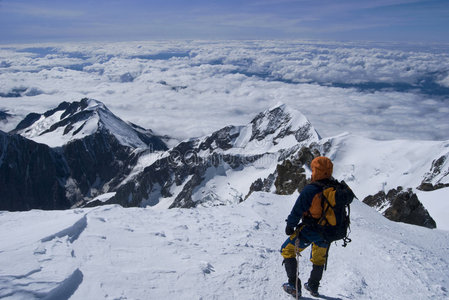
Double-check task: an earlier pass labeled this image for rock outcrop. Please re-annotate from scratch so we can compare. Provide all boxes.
[363,187,436,229]
[418,154,449,191]
[0,131,70,211]
[274,146,319,195]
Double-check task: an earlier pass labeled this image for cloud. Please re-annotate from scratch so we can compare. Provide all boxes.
[438,75,449,88]
[0,40,448,141]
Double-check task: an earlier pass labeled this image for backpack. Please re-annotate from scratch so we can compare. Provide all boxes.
[310,180,355,246]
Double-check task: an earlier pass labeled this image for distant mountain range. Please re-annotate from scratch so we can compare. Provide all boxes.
[1,98,448,228]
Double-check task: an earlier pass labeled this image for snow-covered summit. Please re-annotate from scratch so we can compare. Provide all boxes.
[241,102,319,151]
[11,98,159,149]
[190,102,320,156]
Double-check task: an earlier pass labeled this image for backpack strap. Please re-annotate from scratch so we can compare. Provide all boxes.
[318,193,333,226]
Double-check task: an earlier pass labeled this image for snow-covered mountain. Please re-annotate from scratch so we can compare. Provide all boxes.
[0,192,448,299]
[1,99,168,210]
[11,98,164,149]
[106,103,319,208]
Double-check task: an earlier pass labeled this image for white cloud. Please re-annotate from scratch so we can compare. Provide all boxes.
[438,75,449,88]
[0,40,448,141]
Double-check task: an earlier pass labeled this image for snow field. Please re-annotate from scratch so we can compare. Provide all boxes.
[416,188,449,231]
[1,192,449,299]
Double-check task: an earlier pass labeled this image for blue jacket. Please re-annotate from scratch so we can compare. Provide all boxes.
[286,183,323,228]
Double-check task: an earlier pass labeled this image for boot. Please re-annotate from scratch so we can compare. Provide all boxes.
[305,264,324,296]
[283,258,299,286]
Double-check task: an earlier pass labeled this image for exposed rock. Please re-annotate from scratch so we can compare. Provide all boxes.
[274,146,320,195]
[62,129,138,201]
[417,182,449,191]
[429,155,447,178]
[107,143,264,209]
[293,146,319,169]
[0,131,71,211]
[275,160,307,195]
[363,187,436,229]
[244,173,276,200]
[418,154,449,191]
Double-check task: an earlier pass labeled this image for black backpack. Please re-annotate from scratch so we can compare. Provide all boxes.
[311,180,355,246]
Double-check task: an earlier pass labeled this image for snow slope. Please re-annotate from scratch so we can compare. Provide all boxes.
[317,133,449,230]
[322,133,449,198]
[417,187,449,231]
[1,192,448,300]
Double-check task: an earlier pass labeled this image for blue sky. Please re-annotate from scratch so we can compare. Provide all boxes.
[0,0,448,43]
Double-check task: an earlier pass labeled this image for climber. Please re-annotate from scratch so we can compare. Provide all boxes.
[281,156,335,298]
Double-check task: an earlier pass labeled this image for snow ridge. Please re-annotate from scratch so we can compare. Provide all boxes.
[41,215,87,244]
[43,269,84,300]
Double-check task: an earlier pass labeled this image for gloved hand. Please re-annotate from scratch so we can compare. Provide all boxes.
[285,225,295,236]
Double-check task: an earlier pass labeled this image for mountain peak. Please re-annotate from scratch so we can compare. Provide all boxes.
[11,98,164,149]
[54,98,106,120]
[84,98,107,111]
[249,103,320,147]
[268,101,287,111]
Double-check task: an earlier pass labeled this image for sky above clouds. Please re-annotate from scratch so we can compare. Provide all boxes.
[0,0,449,43]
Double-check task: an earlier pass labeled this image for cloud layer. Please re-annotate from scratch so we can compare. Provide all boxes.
[0,40,448,141]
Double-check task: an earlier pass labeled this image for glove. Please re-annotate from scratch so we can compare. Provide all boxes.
[285,225,295,236]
